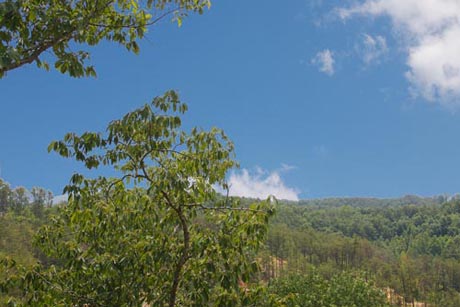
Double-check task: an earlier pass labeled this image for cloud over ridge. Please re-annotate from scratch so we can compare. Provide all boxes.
[226,168,300,201]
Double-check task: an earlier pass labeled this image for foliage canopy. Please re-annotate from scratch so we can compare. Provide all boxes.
[269,272,390,307]
[0,0,210,77]
[1,91,275,306]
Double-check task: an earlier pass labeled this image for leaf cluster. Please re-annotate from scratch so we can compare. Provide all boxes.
[0,0,210,77]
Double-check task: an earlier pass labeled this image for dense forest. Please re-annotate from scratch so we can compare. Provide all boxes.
[3,176,460,306]
[262,196,460,306]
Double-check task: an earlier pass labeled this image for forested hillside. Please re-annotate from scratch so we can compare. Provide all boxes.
[263,197,460,306]
[2,179,459,306]
[0,180,55,267]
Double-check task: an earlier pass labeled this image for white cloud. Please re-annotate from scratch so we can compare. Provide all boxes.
[359,34,388,65]
[338,0,460,107]
[226,168,300,201]
[312,49,335,76]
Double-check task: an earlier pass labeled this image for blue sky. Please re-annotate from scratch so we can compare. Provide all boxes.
[2,0,460,200]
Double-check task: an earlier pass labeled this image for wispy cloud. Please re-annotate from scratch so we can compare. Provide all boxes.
[359,34,388,65]
[280,163,297,172]
[312,49,335,76]
[338,0,460,108]
[225,167,300,201]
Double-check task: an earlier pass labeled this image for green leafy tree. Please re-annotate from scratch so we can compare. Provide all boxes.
[0,179,12,213]
[0,0,210,77]
[10,186,30,213]
[1,91,275,307]
[326,273,389,307]
[270,272,389,307]
[269,272,328,306]
[30,187,52,218]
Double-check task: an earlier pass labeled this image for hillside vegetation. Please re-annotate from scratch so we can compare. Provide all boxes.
[3,179,460,306]
[261,196,460,306]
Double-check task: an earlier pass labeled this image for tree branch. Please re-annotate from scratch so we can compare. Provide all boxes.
[0,0,114,75]
[87,8,179,29]
[160,190,190,307]
[0,31,74,74]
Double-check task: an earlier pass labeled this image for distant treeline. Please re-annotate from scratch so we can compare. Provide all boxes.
[296,194,449,208]
[0,178,54,217]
